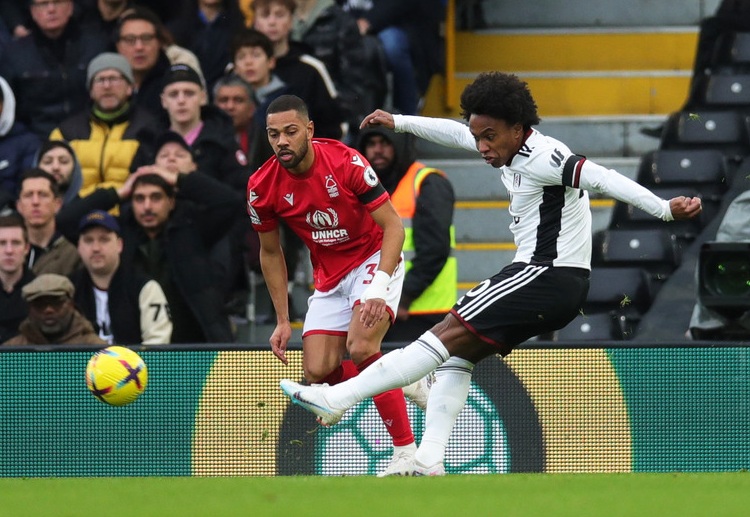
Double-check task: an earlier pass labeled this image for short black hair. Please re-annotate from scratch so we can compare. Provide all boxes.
[19,168,61,199]
[115,6,168,45]
[267,94,309,120]
[132,173,175,198]
[460,72,541,130]
[231,28,274,60]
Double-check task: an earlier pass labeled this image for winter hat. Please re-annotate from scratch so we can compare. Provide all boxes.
[87,52,134,87]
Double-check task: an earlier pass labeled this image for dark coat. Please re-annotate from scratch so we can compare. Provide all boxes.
[0,121,40,211]
[71,265,156,345]
[0,21,110,138]
[57,172,243,343]
[274,44,343,140]
[293,2,386,132]
[191,105,251,192]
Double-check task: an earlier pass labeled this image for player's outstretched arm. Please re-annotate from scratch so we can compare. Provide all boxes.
[669,196,703,220]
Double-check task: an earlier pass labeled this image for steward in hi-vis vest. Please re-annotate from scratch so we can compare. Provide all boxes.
[358,127,456,342]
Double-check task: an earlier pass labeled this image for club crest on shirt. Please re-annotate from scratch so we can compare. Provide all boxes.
[325,175,339,197]
[513,173,521,189]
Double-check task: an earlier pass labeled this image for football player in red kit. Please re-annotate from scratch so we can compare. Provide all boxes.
[247,94,429,476]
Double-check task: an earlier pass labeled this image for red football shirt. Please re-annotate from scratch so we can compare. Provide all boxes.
[247,138,390,291]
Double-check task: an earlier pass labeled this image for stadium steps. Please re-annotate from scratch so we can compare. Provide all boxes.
[421,28,697,119]
[417,27,695,297]
[238,26,696,343]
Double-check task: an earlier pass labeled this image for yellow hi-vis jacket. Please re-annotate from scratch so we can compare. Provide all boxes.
[390,162,456,315]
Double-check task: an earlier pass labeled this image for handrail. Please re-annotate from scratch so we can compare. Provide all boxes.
[444,0,456,110]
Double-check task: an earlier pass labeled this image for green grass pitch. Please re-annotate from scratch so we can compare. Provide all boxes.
[1,472,749,517]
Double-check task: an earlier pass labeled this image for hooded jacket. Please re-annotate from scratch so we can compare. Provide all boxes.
[0,76,41,212]
[31,140,83,206]
[357,127,455,313]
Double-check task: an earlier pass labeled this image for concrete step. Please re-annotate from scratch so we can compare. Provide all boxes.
[454,199,614,244]
[422,29,697,118]
[415,115,662,159]
[428,156,640,200]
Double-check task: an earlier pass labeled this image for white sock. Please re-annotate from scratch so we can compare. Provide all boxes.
[327,331,450,408]
[415,356,474,468]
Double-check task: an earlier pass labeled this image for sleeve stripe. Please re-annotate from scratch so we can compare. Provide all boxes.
[562,155,586,188]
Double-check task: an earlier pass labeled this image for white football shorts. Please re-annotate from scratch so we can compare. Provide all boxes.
[302,250,404,337]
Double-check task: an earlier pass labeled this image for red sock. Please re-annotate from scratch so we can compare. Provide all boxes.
[357,352,415,447]
[319,360,360,386]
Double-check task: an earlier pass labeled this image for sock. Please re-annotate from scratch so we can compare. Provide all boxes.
[414,356,474,468]
[357,352,414,447]
[328,331,450,408]
[319,359,359,386]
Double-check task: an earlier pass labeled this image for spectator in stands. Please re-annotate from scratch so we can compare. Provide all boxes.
[72,209,172,345]
[0,1,31,40]
[2,273,106,346]
[114,6,189,118]
[0,214,35,343]
[167,0,246,96]
[56,147,239,344]
[0,75,40,215]
[49,52,158,200]
[253,0,344,139]
[213,73,272,171]
[33,140,83,206]
[357,126,456,341]
[160,63,250,191]
[231,28,289,127]
[78,0,134,36]
[161,66,252,315]
[292,0,387,143]
[16,169,80,277]
[0,0,109,138]
[340,0,445,115]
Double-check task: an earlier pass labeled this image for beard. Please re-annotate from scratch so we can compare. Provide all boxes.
[276,140,309,171]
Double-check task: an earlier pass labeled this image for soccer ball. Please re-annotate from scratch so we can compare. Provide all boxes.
[86,346,148,406]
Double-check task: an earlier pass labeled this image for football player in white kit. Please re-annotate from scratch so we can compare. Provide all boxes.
[280,72,703,475]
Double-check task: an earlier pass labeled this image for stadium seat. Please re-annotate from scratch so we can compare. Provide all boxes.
[552,312,625,341]
[658,109,750,162]
[699,74,750,107]
[636,149,728,187]
[608,186,707,244]
[586,266,654,315]
[591,228,681,282]
[710,31,750,69]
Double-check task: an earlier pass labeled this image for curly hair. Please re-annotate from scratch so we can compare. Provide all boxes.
[460,72,541,129]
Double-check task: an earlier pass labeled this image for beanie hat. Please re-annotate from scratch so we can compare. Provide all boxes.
[87,53,134,87]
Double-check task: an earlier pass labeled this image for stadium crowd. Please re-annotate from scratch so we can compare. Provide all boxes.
[0,0,447,346]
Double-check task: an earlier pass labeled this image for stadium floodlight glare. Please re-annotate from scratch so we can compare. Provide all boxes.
[698,242,750,320]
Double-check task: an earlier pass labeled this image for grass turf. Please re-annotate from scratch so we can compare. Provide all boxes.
[1,472,748,517]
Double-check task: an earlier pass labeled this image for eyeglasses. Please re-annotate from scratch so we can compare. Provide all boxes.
[31,0,70,9]
[119,34,158,46]
[92,75,126,87]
